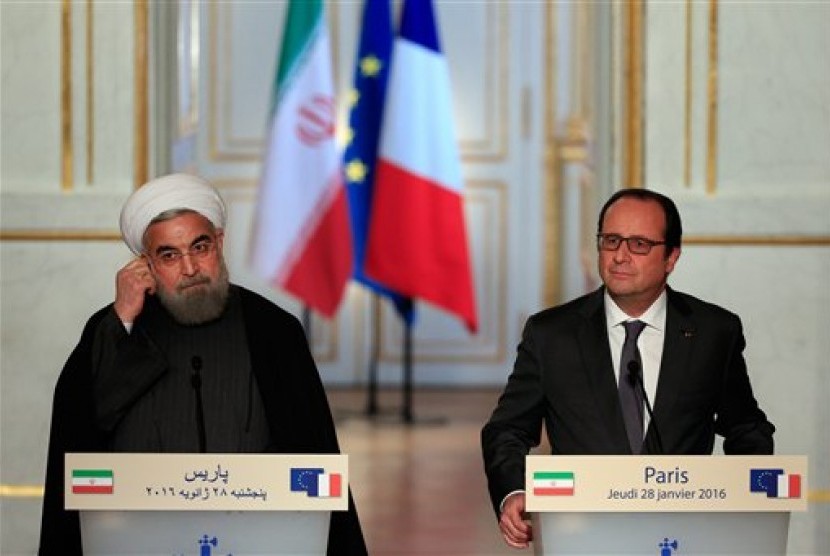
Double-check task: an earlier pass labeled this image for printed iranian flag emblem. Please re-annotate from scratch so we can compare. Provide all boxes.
[532,471,575,496]
[71,469,114,494]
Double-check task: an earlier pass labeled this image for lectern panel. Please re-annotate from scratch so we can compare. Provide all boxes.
[533,511,789,556]
[80,510,329,555]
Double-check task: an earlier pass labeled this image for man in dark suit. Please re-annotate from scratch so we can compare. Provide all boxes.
[481,189,775,549]
[40,174,367,555]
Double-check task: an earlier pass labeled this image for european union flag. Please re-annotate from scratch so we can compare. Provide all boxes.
[750,468,784,497]
[291,468,323,494]
[344,0,414,324]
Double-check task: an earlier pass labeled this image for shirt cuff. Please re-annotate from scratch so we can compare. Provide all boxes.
[500,489,526,513]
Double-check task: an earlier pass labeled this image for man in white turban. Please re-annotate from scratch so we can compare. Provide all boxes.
[116,173,230,326]
[119,173,227,255]
[40,174,367,556]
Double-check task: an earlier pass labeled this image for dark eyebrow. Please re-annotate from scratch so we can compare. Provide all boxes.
[153,234,213,255]
[153,245,177,256]
[190,234,212,247]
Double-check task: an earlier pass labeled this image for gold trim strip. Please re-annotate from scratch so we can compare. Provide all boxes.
[0,230,122,242]
[623,0,644,189]
[86,0,94,184]
[5,232,824,247]
[61,0,73,192]
[705,0,718,195]
[543,1,560,307]
[0,485,44,498]
[684,0,692,188]
[684,235,830,246]
[134,0,149,188]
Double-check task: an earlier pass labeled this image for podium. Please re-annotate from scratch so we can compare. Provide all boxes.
[65,453,348,555]
[525,455,807,555]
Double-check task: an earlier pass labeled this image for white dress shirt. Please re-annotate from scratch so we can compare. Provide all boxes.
[604,289,668,431]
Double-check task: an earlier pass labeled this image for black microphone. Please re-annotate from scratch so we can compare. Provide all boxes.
[191,356,207,453]
[627,360,664,454]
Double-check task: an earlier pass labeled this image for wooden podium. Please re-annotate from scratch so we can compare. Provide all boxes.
[526,455,807,555]
[65,453,348,555]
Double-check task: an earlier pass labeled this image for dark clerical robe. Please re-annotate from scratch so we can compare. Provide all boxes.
[39,285,367,555]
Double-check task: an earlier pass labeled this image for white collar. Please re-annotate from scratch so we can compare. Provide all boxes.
[604,289,667,332]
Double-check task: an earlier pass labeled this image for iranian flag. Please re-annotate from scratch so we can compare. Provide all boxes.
[71,469,113,494]
[532,471,575,496]
[250,0,352,318]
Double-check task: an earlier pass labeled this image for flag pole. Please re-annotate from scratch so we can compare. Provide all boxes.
[365,294,381,416]
[401,319,413,423]
[302,306,311,338]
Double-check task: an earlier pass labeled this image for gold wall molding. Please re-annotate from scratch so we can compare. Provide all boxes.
[684,0,693,188]
[0,230,122,242]
[57,1,147,191]
[61,0,73,192]
[543,1,561,308]
[0,485,44,498]
[705,0,718,195]
[134,0,148,187]
[684,235,830,247]
[622,0,644,189]
[86,0,94,184]
[559,116,591,163]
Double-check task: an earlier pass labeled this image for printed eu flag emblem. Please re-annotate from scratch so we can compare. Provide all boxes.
[750,469,783,496]
[290,468,342,498]
[750,468,802,498]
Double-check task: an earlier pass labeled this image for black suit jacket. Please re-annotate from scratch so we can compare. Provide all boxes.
[481,286,774,514]
[39,286,367,555]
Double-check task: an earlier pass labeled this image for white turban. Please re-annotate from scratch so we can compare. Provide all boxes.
[119,173,227,254]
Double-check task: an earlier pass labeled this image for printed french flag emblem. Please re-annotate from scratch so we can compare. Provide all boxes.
[290,468,343,498]
[750,469,802,498]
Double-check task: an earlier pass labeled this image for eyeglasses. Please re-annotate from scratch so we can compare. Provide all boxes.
[148,239,217,268]
[596,234,666,255]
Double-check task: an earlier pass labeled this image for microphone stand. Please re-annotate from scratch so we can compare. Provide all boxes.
[627,360,664,454]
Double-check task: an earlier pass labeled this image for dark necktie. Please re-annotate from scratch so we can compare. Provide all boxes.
[619,320,646,453]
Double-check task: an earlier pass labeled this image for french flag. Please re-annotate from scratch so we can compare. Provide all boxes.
[364,0,478,333]
[775,473,802,498]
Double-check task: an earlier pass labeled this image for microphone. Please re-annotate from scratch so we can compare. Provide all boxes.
[191,356,207,453]
[627,360,664,454]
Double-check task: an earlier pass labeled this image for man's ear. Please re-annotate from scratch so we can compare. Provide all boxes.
[665,247,681,274]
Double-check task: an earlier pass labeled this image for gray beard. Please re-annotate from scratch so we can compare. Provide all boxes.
[156,259,230,325]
